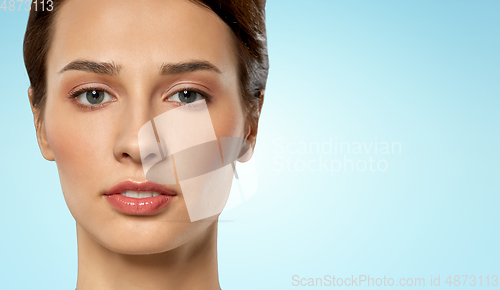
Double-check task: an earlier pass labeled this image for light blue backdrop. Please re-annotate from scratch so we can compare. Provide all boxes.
[0,1,498,289]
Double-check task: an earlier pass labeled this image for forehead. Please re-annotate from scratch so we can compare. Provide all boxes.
[48,0,236,74]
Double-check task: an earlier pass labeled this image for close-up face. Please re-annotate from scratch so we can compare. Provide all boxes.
[5,1,500,289]
[39,0,247,254]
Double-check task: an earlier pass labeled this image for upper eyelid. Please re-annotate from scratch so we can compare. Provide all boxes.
[172,88,207,97]
[69,84,115,97]
[163,87,211,101]
[163,80,212,94]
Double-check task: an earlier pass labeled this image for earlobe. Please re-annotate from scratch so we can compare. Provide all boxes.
[37,122,55,161]
[237,130,253,163]
[257,89,265,117]
[29,87,55,161]
[28,87,35,113]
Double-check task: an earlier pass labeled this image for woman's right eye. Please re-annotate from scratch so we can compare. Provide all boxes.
[76,90,114,105]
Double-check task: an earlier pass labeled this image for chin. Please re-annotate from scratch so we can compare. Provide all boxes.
[107,242,175,256]
[96,230,185,255]
[88,217,217,255]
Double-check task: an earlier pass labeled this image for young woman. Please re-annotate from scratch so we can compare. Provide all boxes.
[23,0,268,289]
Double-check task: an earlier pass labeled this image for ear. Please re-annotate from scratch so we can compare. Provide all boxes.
[29,87,55,161]
[241,89,265,161]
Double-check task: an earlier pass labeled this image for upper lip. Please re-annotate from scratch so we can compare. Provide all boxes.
[105,180,177,196]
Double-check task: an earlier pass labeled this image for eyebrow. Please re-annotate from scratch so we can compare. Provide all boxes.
[59,60,222,76]
[59,60,121,75]
[160,60,221,75]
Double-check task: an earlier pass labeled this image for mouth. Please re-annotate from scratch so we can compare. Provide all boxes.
[104,180,177,215]
[119,191,163,198]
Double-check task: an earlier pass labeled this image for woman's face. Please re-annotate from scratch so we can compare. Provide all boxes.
[40,0,245,254]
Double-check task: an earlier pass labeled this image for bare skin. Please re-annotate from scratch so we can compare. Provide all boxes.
[29,0,261,289]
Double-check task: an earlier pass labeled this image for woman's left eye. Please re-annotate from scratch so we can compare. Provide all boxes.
[168,89,205,104]
[77,89,113,105]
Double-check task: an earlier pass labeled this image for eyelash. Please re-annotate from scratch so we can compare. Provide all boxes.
[68,86,113,110]
[68,85,211,110]
[166,87,212,104]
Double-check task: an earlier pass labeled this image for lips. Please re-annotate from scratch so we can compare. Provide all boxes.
[104,180,176,215]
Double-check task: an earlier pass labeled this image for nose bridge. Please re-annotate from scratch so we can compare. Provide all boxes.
[113,89,153,164]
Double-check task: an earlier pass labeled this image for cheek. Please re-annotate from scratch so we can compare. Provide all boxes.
[44,108,115,187]
[210,97,246,138]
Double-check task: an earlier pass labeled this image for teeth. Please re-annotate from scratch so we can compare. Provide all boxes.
[120,191,161,198]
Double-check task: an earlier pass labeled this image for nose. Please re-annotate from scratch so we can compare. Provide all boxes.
[113,104,150,165]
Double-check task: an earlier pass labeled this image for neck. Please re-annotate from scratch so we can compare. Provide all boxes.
[75,221,220,290]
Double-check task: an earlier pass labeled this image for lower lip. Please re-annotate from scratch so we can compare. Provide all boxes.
[105,194,174,215]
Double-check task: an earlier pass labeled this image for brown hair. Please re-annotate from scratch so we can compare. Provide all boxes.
[23,0,269,129]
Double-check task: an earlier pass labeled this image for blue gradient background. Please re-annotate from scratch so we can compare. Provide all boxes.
[1,1,499,289]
